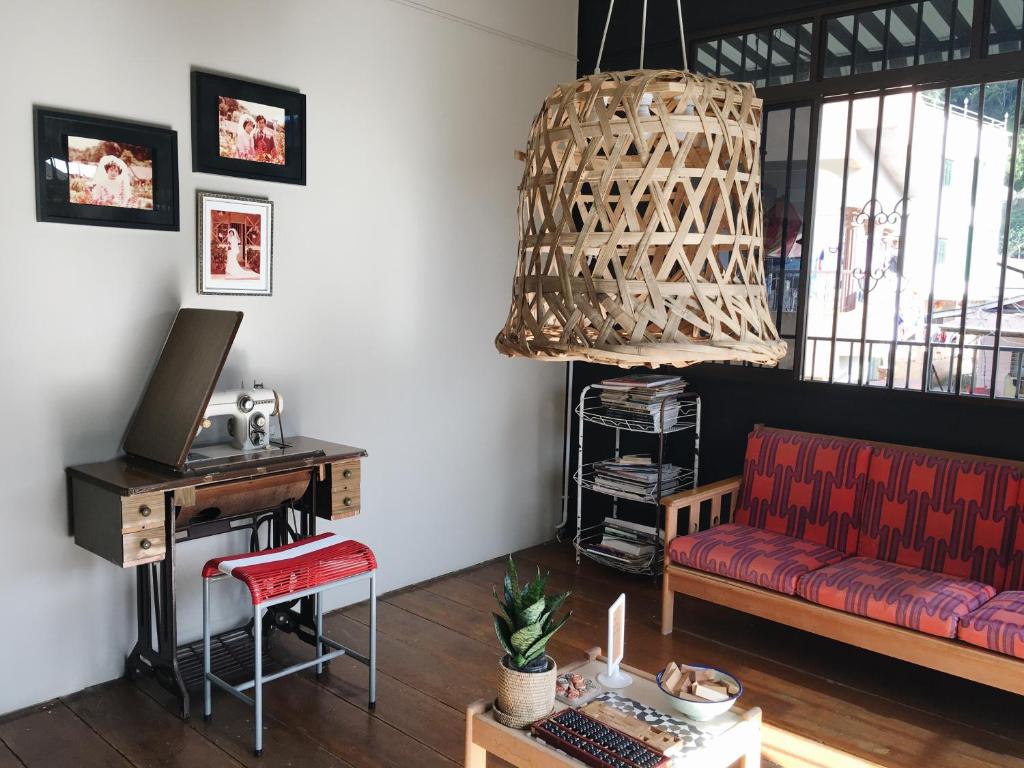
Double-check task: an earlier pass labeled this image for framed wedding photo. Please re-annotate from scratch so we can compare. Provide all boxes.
[192,71,306,185]
[197,192,273,297]
[34,108,179,230]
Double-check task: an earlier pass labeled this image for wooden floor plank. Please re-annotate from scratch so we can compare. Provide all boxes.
[135,677,353,768]
[0,741,24,768]
[64,681,244,768]
[258,672,457,768]
[0,741,23,768]
[0,702,130,768]
[270,630,466,764]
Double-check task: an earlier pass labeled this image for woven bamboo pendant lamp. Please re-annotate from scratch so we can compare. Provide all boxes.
[495,3,787,368]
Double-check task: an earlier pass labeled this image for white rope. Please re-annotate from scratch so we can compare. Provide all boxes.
[677,0,689,71]
[640,0,648,69]
[595,0,615,73]
[596,0,690,73]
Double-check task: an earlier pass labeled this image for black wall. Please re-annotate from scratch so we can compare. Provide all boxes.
[567,1,1024,526]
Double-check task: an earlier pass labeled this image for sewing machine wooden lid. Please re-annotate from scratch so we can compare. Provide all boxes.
[123,308,242,469]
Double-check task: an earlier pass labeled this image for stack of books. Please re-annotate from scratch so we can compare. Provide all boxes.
[597,374,688,427]
[591,455,688,499]
[584,518,661,565]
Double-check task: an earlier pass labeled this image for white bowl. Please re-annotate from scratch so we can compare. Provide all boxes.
[656,665,742,722]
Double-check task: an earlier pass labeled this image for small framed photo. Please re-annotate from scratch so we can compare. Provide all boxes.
[197,191,273,296]
[34,108,179,230]
[192,71,305,185]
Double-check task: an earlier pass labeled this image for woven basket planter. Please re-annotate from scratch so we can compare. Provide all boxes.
[494,655,557,728]
[496,69,787,368]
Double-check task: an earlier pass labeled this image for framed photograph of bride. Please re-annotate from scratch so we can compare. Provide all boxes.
[192,71,306,185]
[197,192,273,297]
[34,108,179,229]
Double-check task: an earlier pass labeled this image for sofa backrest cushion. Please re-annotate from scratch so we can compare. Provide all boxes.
[1007,501,1024,591]
[733,427,870,555]
[856,445,1020,588]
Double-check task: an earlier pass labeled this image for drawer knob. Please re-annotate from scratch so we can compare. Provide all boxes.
[342,469,353,479]
[140,505,153,518]
[140,538,153,550]
[343,497,353,507]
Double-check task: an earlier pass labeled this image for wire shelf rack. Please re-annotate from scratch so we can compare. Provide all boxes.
[570,383,701,577]
[576,389,700,435]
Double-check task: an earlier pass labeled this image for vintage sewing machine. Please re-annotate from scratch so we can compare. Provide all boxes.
[67,308,366,719]
[194,384,284,453]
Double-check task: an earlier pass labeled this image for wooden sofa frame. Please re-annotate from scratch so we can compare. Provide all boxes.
[659,436,1024,696]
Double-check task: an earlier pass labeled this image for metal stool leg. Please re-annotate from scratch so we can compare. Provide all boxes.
[202,578,212,721]
[369,571,376,709]
[253,603,263,758]
[315,591,324,678]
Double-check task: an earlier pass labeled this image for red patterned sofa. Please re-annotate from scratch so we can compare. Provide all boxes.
[660,426,1024,694]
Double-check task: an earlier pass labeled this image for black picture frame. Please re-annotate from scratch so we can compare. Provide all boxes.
[34,107,179,230]
[191,71,306,185]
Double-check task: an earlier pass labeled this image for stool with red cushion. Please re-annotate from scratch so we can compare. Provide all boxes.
[202,532,377,757]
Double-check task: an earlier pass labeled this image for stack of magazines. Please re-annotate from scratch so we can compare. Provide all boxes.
[598,374,688,428]
[591,455,688,499]
[584,519,661,565]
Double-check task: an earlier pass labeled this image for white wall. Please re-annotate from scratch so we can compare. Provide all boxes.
[0,0,576,715]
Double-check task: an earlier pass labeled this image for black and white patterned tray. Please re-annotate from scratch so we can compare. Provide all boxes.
[594,692,739,756]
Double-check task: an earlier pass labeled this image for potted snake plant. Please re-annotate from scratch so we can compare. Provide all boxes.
[492,556,571,727]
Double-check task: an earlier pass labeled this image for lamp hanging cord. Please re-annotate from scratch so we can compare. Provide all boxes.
[595,0,690,74]
[677,0,689,71]
[640,0,648,69]
[595,0,615,73]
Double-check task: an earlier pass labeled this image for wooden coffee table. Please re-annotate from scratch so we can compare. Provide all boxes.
[465,649,761,767]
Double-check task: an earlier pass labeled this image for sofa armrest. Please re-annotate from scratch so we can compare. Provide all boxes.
[662,475,742,544]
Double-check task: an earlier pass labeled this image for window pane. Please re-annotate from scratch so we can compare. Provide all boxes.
[718,36,743,79]
[825,16,855,78]
[989,0,1023,54]
[952,0,973,59]
[764,110,791,318]
[919,0,953,64]
[855,9,887,74]
[887,3,919,69]
[768,25,797,86]
[863,93,914,387]
[958,81,1017,395]
[998,87,1024,398]
[797,22,813,81]
[744,30,770,87]
[805,101,853,380]
[695,41,718,76]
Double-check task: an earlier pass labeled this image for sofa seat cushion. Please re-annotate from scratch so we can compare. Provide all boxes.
[857,446,1020,588]
[958,592,1024,659]
[668,523,846,595]
[734,428,870,555]
[796,556,996,638]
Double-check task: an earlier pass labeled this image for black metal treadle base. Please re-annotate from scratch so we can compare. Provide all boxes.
[176,627,280,691]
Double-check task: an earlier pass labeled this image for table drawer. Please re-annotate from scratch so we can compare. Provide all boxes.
[123,530,166,567]
[330,460,361,520]
[122,491,165,532]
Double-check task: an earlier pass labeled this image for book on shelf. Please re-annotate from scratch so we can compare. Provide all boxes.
[603,517,662,541]
[597,374,683,389]
[597,536,654,557]
[596,376,689,428]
